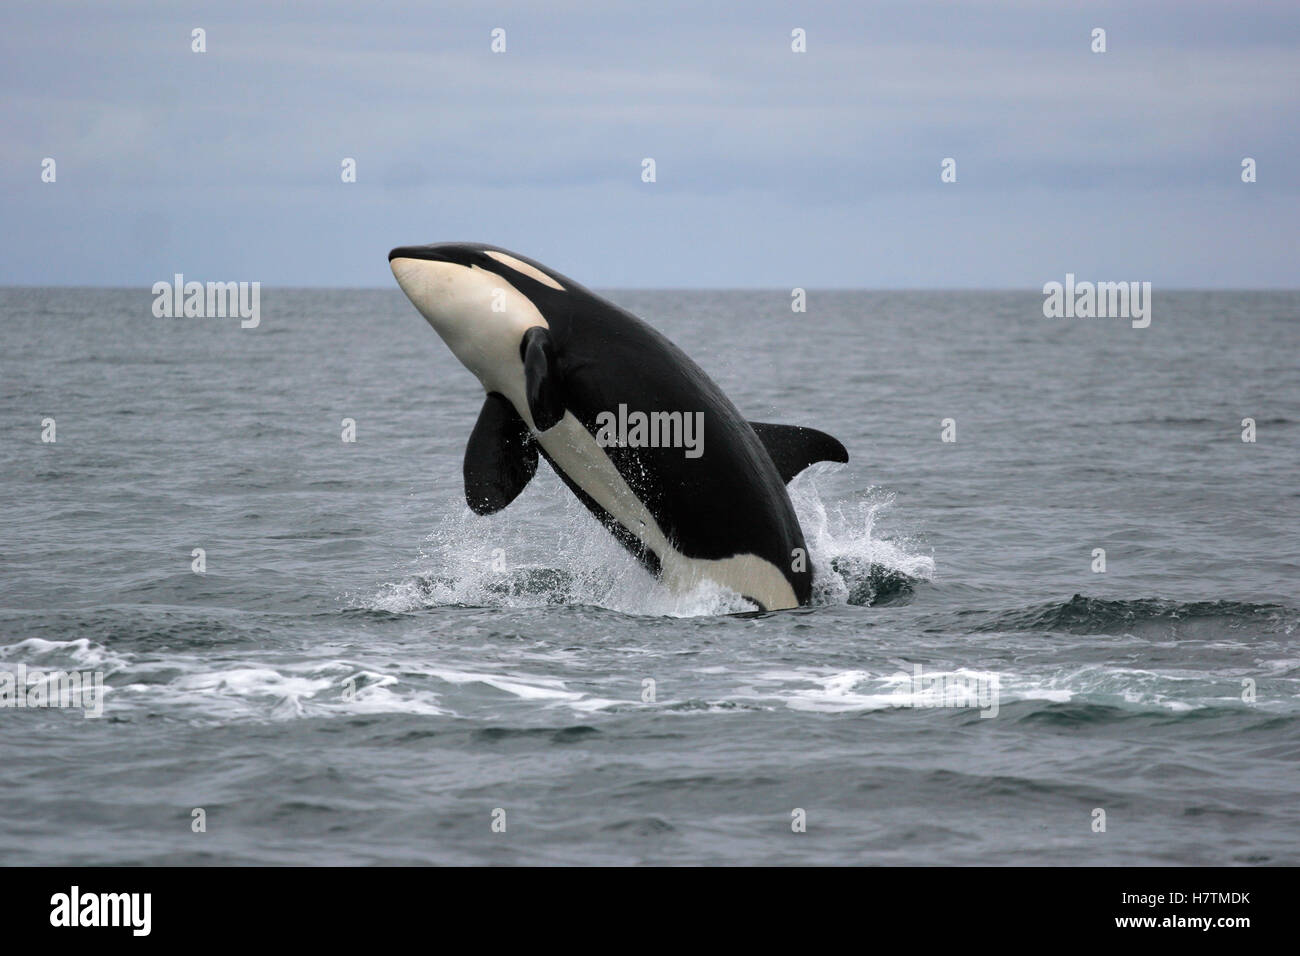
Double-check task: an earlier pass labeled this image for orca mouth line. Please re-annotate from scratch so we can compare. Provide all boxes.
[388,245,457,264]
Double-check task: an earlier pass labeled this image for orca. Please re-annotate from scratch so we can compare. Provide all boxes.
[388,242,848,611]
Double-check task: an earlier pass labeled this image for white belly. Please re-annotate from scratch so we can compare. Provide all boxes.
[527,408,799,611]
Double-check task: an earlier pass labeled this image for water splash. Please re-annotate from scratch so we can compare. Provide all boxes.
[789,469,934,606]
[364,467,932,617]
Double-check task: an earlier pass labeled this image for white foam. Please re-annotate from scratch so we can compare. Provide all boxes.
[0,636,131,672]
[102,656,454,722]
[426,666,582,701]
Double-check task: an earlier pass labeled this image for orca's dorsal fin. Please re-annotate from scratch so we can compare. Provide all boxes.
[464,392,538,515]
[521,326,565,431]
[749,421,849,484]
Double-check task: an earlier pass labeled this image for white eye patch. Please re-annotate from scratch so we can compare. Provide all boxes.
[484,250,565,291]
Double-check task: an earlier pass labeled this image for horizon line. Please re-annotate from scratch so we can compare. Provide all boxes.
[3,284,1299,293]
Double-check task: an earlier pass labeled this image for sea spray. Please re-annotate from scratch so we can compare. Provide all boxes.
[788,469,934,607]
[365,468,932,616]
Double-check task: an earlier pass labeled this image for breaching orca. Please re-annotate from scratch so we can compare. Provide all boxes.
[388,242,847,611]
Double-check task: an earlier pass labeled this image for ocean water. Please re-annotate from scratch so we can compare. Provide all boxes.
[0,287,1296,866]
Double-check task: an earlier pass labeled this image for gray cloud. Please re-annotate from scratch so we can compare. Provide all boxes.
[2,0,1297,286]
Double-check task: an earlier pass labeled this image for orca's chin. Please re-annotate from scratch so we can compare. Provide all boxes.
[388,255,424,293]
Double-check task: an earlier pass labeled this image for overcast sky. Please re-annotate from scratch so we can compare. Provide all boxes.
[3,0,1297,287]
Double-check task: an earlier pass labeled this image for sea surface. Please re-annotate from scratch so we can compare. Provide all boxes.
[0,287,1296,865]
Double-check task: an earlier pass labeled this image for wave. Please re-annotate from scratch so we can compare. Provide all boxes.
[0,639,453,723]
[1114,415,1295,427]
[0,636,133,673]
[5,629,1293,726]
[966,595,1297,636]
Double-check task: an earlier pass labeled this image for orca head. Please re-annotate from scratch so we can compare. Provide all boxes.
[388,242,566,388]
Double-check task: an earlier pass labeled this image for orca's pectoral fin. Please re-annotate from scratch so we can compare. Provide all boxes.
[464,392,539,515]
[749,421,849,483]
[521,326,565,431]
